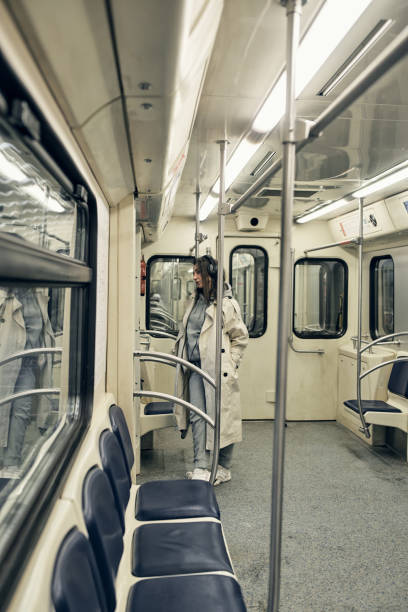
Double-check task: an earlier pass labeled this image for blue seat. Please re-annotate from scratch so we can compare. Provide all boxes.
[99,429,130,532]
[144,401,173,415]
[132,521,233,577]
[82,467,123,612]
[344,359,408,416]
[136,479,220,521]
[51,527,108,612]
[127,574,247,612]
[344,400,401,414]
[109,404,134,477]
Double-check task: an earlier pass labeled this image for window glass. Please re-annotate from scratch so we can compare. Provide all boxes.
[293,258,347,338]
[230,246,267,337]
[0,286,73,501]
[146,256,194,335]
[0,119,81,258]
[370,255,394,339]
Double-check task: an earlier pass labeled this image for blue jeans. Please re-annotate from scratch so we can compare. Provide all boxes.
[188,369,234,470]
[3,356,38,467]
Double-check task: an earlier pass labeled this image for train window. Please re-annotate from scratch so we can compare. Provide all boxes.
[293,258,347,338]
[0,59,95,604]
[370,255,394,339]
[146,255,194,336]
[230,246,268,337]
[0,120,83,259]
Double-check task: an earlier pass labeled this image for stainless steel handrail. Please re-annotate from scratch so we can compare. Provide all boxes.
[0,347,62,368]
[133,390,215,428]
[359,356,408,381]
[140,356,176,368]
[141,329,177,340]
[134,350,215,387]
[288,336,324,355]
[269,2,302,610]
[0,388,60,407]
[356,198,370,438]
[360,331,408,355]
[304,238,359,253]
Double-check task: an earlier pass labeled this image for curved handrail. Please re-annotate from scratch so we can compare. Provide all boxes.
[140,356,176,368]
[360,331,408,355]
[0,388,60,407]
[140,329,177,340]
[0,347,62,368]
[133,390,215,428]
[134,350,215,388]
[359,356,408,381]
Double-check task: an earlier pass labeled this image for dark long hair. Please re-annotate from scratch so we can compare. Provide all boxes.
[194,256,217,303]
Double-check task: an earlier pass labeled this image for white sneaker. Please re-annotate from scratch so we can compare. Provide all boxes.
[214,465,231,486]
[190,468,210,481]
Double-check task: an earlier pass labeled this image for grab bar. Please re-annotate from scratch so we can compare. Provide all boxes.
[134,350,215,387]
[133,390,214,428]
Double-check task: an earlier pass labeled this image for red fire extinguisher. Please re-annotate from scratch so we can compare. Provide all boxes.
[140,255,146,296]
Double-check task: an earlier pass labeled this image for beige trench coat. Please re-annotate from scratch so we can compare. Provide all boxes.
[0,288,55,447]
[174,286,248,450]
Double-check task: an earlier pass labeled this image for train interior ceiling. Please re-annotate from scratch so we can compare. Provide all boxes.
[1,0,408,610]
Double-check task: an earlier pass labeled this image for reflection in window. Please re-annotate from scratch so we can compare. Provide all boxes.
[0,120,81,258]
[230,246,267,338]
[293,258,347,338]
[370,255,394,339]
[0,286,69,488]
[146,256,194,335]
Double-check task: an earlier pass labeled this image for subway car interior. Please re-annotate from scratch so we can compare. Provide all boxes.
[1,0,408,610]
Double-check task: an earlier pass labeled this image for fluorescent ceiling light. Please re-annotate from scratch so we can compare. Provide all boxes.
[318,19,393,96]
[200,0,373,220]
[296,198,351,223]
[353,163,408,199]
[200,139,260,220]
[253,0,372,134]
[199,194,218,221]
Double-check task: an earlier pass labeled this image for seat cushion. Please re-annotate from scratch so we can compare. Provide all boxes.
[132,521,232,577]
[127,574,246,612]
[51,528,108,612]
[109,404,134,475]
[82,467,123,611]
[344,400,402,414]
[135,480,220,521]
[388,359,408,399]
[99,429,131,532]
[144,401,173,415]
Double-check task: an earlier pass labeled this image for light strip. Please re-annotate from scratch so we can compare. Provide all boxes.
[353,163,408,199]
[296,199,352,224]
[297,159,408,223]
[199,0,373,220]
[318,19,393,96]
[250,151,277,177]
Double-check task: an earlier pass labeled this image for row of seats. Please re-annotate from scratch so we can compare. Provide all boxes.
[52,404,247,611]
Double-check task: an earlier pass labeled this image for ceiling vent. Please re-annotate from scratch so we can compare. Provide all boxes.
[256,188,319,198]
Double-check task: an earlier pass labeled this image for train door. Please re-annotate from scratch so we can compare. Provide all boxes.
[225,236,280,419]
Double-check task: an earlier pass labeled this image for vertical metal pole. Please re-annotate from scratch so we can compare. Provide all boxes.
[268,1,302,610]
[356,197,370,437]
[210,139,227,485]
[195,190,201,259]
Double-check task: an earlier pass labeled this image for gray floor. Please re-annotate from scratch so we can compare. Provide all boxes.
[138,422,408,612]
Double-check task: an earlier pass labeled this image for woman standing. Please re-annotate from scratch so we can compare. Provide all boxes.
[174,255,248,484]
